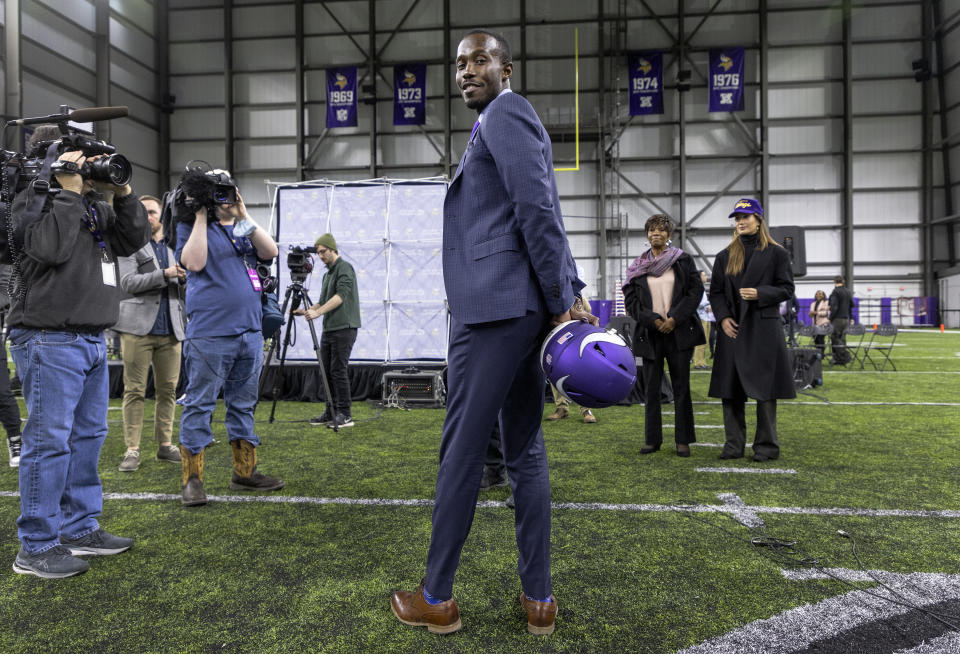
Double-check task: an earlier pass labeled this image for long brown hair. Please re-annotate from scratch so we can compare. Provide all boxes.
[725,218,779,275]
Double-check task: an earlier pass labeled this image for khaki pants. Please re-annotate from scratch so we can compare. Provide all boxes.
[551,384,590,416]
[692,319,711,366]
[120,333,182,452]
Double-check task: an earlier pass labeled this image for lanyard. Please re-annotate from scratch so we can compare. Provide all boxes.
[82,198,109,262]
[214,221,252,260]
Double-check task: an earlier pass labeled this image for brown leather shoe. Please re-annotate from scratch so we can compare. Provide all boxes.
[582,410,597,424]
[545,406,568,421]
[520,592,557,635]
[391,580,461,634]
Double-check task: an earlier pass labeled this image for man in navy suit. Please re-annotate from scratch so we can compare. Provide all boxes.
[391,29,593,636]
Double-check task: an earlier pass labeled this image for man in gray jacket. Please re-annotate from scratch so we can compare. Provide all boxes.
[114,195,186,471]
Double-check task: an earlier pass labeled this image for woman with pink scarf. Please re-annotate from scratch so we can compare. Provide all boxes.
[622,215,705,457]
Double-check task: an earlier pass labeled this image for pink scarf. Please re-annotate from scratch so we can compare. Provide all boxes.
[624,246,683,285]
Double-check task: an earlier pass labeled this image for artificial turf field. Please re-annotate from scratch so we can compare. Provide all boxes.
[0,329,958,653]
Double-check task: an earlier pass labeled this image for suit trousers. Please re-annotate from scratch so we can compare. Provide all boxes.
[641,337,695,446]
[120,333,182,451]
[830,318,850,364]
[721,398,779,459]
[425,311,551,601]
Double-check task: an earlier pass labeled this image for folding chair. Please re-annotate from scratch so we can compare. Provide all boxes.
[845,323,867,368]
[606,315,637,350]
[794,324,815,348]
[861,323,898,371]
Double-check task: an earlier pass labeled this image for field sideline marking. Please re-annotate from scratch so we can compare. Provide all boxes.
[696,467,798,475]
[2,491,956,520]
[693,400,960,406]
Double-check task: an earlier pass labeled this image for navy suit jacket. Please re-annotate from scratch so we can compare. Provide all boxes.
[443,91,582,325]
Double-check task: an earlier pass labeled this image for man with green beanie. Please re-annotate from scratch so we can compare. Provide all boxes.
[299,233,361,428]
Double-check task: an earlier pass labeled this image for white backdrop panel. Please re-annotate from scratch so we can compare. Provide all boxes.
[274,181,448,361]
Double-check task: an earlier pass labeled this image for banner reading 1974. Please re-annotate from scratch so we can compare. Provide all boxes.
[628,52,663,116]
[708,48,745,113]
[326,67,358,128]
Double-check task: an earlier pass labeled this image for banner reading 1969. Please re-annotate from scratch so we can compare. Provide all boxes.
[628,52,663,116]
[326,67,358,128]
[394,63,426,126]
[708,48,745,112]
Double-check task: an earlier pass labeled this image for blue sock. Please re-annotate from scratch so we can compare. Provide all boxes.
[422,587,445,605]
[525,594,554,603]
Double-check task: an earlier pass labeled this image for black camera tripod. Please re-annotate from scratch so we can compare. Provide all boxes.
[260,277,339,431]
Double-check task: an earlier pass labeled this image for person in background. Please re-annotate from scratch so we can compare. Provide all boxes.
[809,289,830,357]
[113,195,186,472]
[0,264,22,467]
[708,198,795,463]
[545,297,596,424]
[692,271,713,370]
[623,214,704,457]
[828,275,854,365]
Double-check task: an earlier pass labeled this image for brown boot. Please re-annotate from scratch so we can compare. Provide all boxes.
[229,440,284,491]
[520,592,558,635]
[180,446,207,507]
[391,580,461,634]
[545,406,568,421]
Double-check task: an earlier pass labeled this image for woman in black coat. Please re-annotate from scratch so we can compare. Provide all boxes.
[709,198,795,462]
[623,214,705,457]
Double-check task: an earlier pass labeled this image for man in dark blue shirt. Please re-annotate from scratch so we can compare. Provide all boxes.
[176,173,283,506]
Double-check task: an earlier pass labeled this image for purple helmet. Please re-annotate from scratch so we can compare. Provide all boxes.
[540,320,637,408]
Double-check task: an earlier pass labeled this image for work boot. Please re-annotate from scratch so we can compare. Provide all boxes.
[545,406,568,421]
[180,446,207,506]
[229,439,285,491]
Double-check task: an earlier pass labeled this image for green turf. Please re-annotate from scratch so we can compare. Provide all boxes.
[0,330,959,653]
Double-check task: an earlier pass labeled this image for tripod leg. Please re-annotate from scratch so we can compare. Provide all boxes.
[266,285,298,424]
[300,289,339,433]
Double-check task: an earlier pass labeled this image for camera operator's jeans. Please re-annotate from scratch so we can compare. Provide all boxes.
[321,327,357,417]
[179,332,262,454]
[8,329,108,554]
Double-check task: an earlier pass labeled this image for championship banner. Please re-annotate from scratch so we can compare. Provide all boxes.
[708,48,745,112]
[628,52,663,115]
[393,63,426,126]
[326,67,358,128]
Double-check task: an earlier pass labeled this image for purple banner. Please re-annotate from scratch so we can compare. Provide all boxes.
[628,52,663,115]
[708,48,745,112]
[326,67,358,128]
[393,63,426,126]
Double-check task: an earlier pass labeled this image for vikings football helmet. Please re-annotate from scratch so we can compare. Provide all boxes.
[540,320,636,408]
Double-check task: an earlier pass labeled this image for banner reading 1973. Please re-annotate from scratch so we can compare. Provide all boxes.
[708,48,745,113]
[628,52,663,116]
[326,67,358,128]
[394,63,426,126]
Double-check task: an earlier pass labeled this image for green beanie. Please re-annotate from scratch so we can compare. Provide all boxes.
[315,233,337,252]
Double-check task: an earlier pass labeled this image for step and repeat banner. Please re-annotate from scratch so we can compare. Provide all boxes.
[273,179,448,361]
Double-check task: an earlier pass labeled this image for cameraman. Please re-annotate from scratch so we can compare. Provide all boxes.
[175,174,283,506]
[298,233,361,429]
[7,126,148,578]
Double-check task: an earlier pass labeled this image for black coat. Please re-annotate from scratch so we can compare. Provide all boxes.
[623,252,706,360]
[708,242,796,401]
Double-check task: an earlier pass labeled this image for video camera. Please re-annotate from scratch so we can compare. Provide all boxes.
[0,105,132,265]
[286,245,315,283]
[165,160,238,223]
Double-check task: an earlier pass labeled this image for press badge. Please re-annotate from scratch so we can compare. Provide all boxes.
[246,265,262,292]
[102,261,117,287]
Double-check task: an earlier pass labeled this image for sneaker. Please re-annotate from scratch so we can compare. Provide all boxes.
[12,545,89,579]
[582,410,597,424]
[61,529,134,556]
[478,468,508,491]
[156,444,181,463]
[327,413,354,429]
[118,450,140,472]
[309,410,334,426]
[7,436,21,468]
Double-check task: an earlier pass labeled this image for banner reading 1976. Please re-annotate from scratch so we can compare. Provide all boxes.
[394,63,426,126]
[628,52,663,116]
[708,48,745,112]
[326,67,358,128]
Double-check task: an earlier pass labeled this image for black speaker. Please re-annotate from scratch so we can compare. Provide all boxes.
[770,226,807,278]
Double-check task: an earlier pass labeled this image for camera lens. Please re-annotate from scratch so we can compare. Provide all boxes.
[82,154,132,186]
